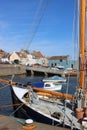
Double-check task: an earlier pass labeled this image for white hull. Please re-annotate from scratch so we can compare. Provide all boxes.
[44,82,62,91]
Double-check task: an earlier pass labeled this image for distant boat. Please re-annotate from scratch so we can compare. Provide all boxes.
[44,82,62,91]
[55,65,65,70]
[43,76,66,83]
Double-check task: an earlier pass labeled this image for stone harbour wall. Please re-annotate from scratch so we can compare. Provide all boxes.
[0,64,26,76]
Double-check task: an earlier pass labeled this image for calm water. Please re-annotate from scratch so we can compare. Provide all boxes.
[0,75,78,116]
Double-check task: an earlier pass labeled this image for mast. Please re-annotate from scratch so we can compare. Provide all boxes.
[79,0,86,89]
[75,1,87,120]
[75,0,87,111]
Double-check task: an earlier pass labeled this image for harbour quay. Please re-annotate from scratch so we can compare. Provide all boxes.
[0,64,77,77]
[26,66,77,77]
[0,64,26,76]
[0,64,65,77]
[26,66,65,77]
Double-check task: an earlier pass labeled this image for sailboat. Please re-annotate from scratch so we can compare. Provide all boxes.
[0,0,86,129]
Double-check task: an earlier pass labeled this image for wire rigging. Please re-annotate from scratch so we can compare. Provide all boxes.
[26,0,49,50]
[24,0,43,50]
[71,0,80,87]
[72,0,79,62]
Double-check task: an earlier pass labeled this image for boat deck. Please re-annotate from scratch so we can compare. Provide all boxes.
[29,99,81,129]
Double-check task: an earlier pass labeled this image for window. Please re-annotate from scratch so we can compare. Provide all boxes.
[45,84,51,87]
[55,63,57,66]
[60,59,62,62]
[51,63,53,67]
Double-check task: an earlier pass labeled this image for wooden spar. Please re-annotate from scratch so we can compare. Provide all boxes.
[79,0,86,89]
[29,87,73,100]
[0,78,16,85]
[0,78,73,100]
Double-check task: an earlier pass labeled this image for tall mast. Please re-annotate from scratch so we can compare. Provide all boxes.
[79,0,86,89]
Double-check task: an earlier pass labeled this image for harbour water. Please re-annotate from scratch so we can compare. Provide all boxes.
[0,75,77,117]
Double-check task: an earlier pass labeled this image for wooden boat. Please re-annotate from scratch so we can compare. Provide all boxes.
[11,85,79,129]
[0,0,87,130]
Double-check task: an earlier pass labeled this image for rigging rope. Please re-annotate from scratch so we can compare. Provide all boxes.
[26,0,49,49]
[0,103,23,108]
[76,0,80,87]
[10,103,24,116]
[0,84,9,90]
[73,1,79,62]
[24,0,43,50]
[0,74,15,90]
[71,0,80,87]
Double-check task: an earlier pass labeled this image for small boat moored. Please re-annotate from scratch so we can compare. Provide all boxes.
[44,82,62,91]
[43,76,67,83]
[26,80,62,91]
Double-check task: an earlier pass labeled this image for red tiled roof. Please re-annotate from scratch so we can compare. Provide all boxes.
[32,51,44,58]
[15,52,27,58]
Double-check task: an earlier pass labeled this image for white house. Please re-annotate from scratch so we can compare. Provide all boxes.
[10,51,27,64]
[10,50,48,66]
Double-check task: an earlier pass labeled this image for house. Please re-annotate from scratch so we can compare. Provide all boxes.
[1,54,10,63]
[10,51,27,64]
[0,49,10,63]
[48,55,69,69]
[0,50,5,61]
[26,54,36,65]
[48,55,78,69]
[32,51,48,66]
[10,50,48,66]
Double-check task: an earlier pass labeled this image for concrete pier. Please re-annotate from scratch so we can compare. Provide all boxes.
[0,64,26,76]
[0,64,77,77]
[26,66,66,77]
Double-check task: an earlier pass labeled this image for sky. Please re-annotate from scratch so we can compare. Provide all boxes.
[0,0,77,57]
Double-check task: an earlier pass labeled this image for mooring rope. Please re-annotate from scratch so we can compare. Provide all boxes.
[0,103,23,108]
[9,103,24,116]
[0,84,9,90]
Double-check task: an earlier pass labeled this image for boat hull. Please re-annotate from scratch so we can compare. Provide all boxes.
[10,86,81,130]
[10,86,61,126]
[44,82,62,91]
